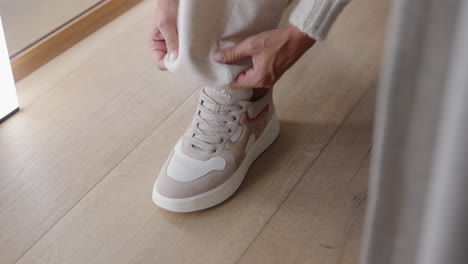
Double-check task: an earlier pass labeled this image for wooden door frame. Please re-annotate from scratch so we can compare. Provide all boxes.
[10,0,142,82]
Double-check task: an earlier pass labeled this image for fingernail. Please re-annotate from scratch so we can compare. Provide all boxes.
[213,51,224,62]
[169,50,178,62]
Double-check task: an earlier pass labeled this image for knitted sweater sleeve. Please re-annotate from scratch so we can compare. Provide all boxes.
[289,0,350,41]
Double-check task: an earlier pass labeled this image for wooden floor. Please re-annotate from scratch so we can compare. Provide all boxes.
[0,0,389,263]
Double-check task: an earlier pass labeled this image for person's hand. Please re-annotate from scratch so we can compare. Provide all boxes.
[214,25,316,88]
[150,0,179,71]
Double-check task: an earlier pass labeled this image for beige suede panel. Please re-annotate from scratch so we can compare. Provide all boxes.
[225,89,274,168]
[226,113,270,169]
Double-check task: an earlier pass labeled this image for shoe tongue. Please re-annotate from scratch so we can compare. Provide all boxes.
[204,86,252,105]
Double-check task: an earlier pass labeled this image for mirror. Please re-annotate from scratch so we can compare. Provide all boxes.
[0,0,105,58]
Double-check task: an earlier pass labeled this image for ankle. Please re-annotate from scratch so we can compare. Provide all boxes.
[250,88,270,101]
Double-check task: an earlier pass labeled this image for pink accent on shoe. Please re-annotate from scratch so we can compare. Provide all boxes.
[245,105,269,122]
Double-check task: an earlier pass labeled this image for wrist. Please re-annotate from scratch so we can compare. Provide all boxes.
[286,24,316,46]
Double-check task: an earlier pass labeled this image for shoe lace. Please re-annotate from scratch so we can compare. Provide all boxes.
[187,94,243,153]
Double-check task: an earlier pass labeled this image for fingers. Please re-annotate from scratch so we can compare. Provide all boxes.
[150,29,168,70]
[150,0,179,71]
[230,60,275,89]
[159,21,179,62]
[230,68,260,89]
[150,16,178,70]
[215,37,259,64]
[152,43,168,70]
[217,34,274,89]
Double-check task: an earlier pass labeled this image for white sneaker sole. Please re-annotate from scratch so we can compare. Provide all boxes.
[152,115,280,213]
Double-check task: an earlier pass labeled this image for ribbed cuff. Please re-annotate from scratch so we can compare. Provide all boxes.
[289,0,350,41]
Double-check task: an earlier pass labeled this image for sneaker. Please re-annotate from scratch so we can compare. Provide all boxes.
[152,87,280,212]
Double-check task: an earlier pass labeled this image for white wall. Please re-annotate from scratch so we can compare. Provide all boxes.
[0,16,19,121]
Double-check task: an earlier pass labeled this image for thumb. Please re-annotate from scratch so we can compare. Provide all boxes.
[214,38,257,64]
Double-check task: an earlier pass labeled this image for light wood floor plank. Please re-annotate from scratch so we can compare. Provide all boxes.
[14,1,386,262]
[337,159,369,264]
[0,1,200,263]
[237,87,375,264]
